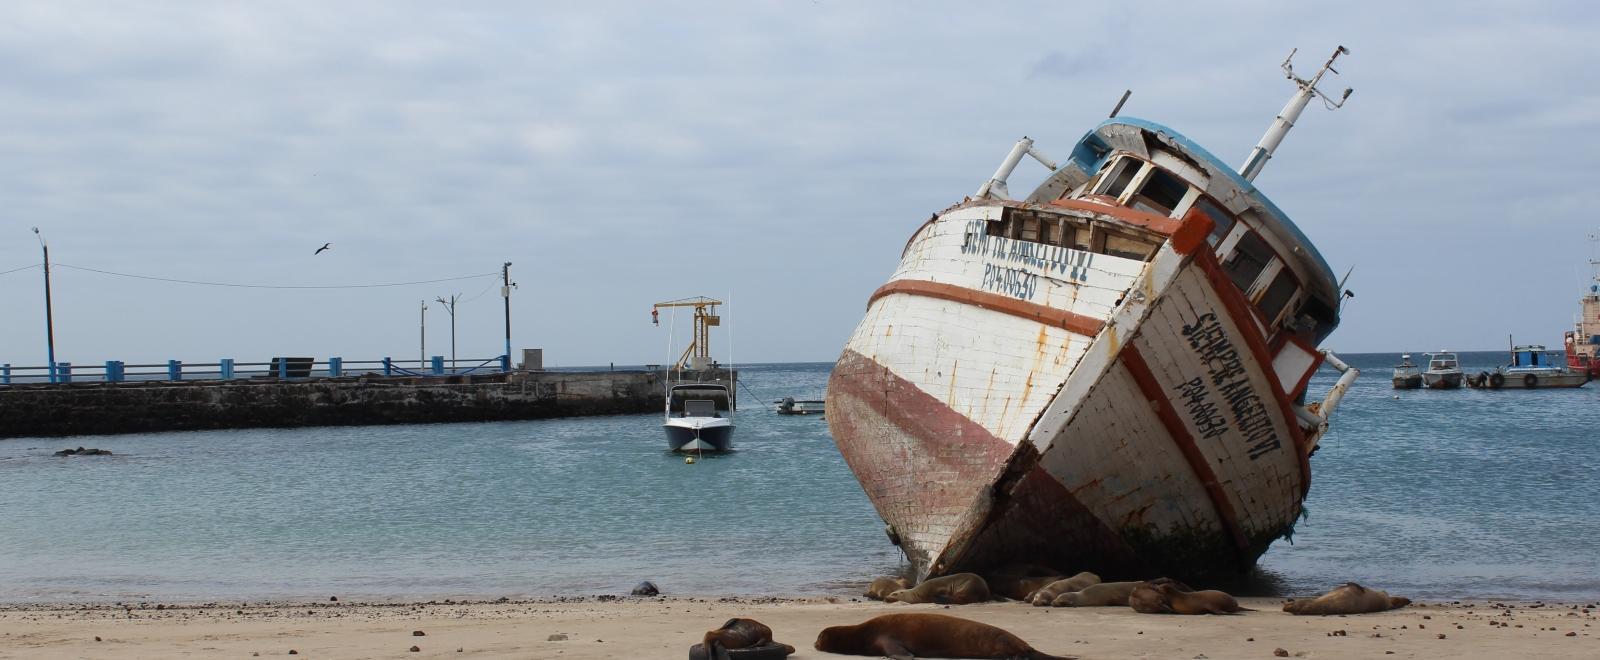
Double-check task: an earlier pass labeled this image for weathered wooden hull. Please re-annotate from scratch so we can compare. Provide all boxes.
[828,202,1323,581]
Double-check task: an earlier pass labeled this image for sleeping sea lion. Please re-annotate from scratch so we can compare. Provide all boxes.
[1130,581,1248,615]
[702,618,795,657]
[1283,582,1411,615]
[865,576,913,601]
[993,575,1063,601]
[885,573,991,605]
[1049,581,1140,607]
[1026,572,1101,605]
[814,613,1076,660]
[1127,578,1190,613]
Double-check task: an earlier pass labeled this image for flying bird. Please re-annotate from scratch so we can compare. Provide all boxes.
[314,242,332,255]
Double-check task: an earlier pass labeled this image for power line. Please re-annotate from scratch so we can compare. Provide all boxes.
[458,281,499,304]
[0,263,41,276]
[52,263,498,290]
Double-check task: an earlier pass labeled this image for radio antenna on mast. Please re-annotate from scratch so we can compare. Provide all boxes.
[1238,46,1353,182]
[1588,232,1600,292]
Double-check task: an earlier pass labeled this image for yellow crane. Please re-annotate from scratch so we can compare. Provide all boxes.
[652,296,722,371]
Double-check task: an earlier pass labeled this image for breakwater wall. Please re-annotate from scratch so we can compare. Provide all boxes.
[0,369,735,438]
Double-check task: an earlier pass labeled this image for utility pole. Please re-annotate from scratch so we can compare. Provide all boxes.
[435,294,459,369]
[501,262,516,366]
[420,300,428,368]
[31,228,56,384]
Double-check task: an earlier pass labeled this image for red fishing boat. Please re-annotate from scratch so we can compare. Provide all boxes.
[1565,246,1600,378]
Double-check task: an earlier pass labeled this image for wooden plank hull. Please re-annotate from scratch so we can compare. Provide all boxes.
[828,204,1316,581]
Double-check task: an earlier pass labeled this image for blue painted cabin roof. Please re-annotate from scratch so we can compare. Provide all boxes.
[1062,117,1338,291]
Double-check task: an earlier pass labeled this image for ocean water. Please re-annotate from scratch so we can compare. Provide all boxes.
[1,355,1596,603]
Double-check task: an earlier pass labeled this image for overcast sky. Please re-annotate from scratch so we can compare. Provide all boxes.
[1,1,1596,369]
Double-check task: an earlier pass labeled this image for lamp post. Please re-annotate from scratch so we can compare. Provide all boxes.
[420,300,428,369]
[501,262,516,367]
[434,294,459,370]
[31,228,56,384]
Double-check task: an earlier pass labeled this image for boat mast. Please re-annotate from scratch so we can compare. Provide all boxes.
[1580,232,1593,293]
[1239,46,1353,182]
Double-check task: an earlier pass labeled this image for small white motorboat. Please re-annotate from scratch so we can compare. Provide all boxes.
[664,383,734,452]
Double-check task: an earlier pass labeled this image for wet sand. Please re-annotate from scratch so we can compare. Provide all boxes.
[1,596,1596,659]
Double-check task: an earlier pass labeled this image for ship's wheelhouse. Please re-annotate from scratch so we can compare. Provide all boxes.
[1061,150,1335,346]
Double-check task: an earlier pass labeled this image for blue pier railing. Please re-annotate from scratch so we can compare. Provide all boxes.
[0,355,511,386]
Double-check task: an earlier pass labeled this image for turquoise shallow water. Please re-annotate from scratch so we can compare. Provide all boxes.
[1,355,1597,603]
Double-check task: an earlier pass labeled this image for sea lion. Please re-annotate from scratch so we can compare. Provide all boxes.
[1049,580,1140,607]
[1130,581,1247,615]
[1283,583,1411,615]
[865,576,913,601]
[985,564,1065,600]
[814,613,1076,660]
[1026,572,1101,605]
[1126,578,1190,613]
[992,575,1063,601]
[885,573,991,605]
[701,618,795,658]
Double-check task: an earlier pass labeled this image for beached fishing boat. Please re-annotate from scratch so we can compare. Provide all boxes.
[1470,344,1589,389]
[664,383,735,451]
[1392,355,1422,389]
[826,48,1361,581]
[1422,352,1463,390]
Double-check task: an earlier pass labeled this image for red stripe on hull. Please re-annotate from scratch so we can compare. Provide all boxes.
[1192,249,1313,496]
[1121,345,1252,560]
[867,279,1106,338]
[828,348,1150,580]
[826,348,1018,573]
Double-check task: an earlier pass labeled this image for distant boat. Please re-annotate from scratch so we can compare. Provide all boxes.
[774,397,825,415]
[1471,343,1590,389]
[1392,354,1422,389]
[1422,352,1463,389]
[1565,249,1600,378]
[664,383,735,451]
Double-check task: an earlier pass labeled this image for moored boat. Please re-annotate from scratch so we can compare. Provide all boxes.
[1392,354,1422,389]
[1471,344,1590,389]
[827,48,1361,581]
[775,397,826,415]
[1565,249,1600,378]
[654,296,737,451]
[1422,352,1463,389]
[664,383,735,451]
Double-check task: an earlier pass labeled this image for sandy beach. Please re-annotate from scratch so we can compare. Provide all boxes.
[2,596,1596,659]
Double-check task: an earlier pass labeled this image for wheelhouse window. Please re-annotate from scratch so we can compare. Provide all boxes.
[1222,230,1274,292]
[1128,167,1190,216]
[1193,198,1235,246]
[1255,269,1299,324]
[1095,157,1143,199]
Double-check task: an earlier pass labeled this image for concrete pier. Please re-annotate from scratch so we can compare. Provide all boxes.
[0,368,736,438]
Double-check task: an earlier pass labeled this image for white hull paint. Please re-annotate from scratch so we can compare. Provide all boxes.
[830,199,1338,580]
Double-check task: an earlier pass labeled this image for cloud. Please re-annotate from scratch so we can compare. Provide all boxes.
[0,1,1598,365]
